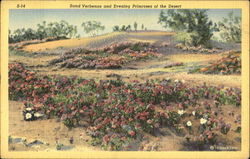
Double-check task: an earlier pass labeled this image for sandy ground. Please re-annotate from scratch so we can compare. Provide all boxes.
[8,31,242,151]
[9,101,100,151]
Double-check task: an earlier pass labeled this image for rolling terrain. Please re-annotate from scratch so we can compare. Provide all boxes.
[10,31,241,88]
[9,31,241,151]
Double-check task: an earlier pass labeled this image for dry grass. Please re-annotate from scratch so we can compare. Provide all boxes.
[168,53,223,63]
[129,38,156,43]
[9,55,57,66]
[37,66,169,79]
[146,72,241,88]
[128,31,175,36]
[22,31,174,52]
[22,32,123,52]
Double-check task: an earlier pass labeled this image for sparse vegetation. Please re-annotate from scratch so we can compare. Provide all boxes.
[113,23,146,32]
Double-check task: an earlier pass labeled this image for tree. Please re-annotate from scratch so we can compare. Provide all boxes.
[37,21,48,40]
[141,24,144,30]
[126,25,132,31]
[13,29,22,40]
[113,25,132,32]
[134,22,138,31]
[67,25,78,38]
[73,26,78,38]
[158,10,168,28]
[113,25,120,32]
[76,34,81,38]
[23,28,37,40]
[46,20,73,39]
[81,21,105,36]
[158,9,217,47]
[218,11,241,43]
[120,25,127,31]
[9,30,14,43]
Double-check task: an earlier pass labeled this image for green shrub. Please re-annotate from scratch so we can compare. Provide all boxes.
[174,32,198,46]
[218,11,241,43]
[158,10,216,47]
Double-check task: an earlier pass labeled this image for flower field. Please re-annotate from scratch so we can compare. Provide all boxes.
[49,42,160,69]
[9,62,241,150]
[195,51,241,75]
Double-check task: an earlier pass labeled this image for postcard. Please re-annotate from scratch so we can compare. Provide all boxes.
[1,0,249,158]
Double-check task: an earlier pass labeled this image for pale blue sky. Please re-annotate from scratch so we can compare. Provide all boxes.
[9,9,241,37]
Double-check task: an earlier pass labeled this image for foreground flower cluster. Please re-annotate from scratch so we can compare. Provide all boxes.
[9,63,241,150]
[49,42,160,69]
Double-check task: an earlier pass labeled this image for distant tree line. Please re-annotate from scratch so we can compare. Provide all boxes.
[10,10,240,46]
[113,22,147,32]
[9,20,79,43]
[9,20,106,43]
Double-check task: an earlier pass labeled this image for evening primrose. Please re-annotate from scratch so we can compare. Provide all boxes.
[174,79,179,83]
[25,113,32,120]
[200,118,207,125]
[192,111,196,116]
[178,110,185,116]
[186,121,192,127]
[25,107,32,111]
[34,112,43,118]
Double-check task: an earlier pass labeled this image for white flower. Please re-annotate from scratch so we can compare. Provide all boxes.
[25,107,32,111]
[200,118,207,125]
[166,77,171,81]
[192,111,196,116]
[34,112,43,118]
[178,110,185,116]
[174,79,179,83]
[181,80,185,84]
[186,121,192,127]
[25,113,32,120]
